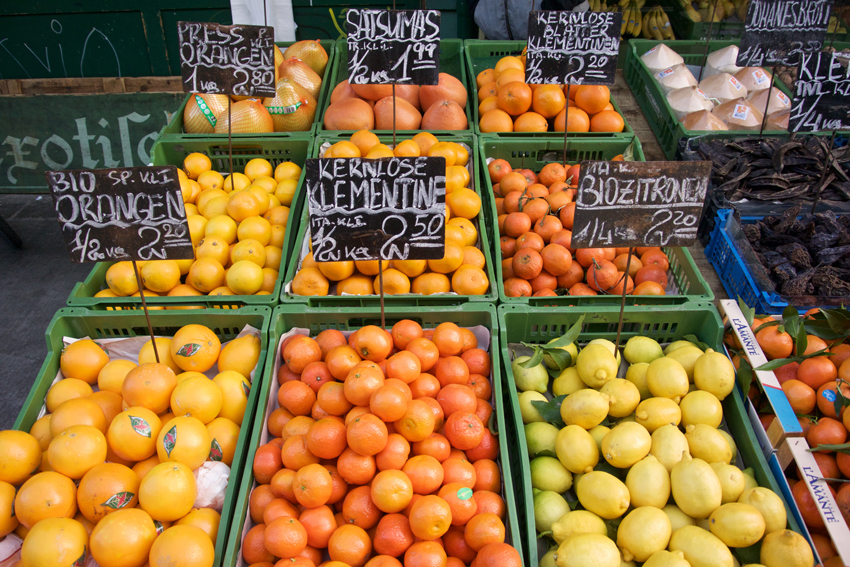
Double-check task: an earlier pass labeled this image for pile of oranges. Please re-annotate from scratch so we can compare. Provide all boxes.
[0,323,261,567]
[98,154,300,303]
[733,310,850,563]
[290,132,490,298]
[488,159,672,297]
[476,55,626,134]
[242,320,522,567]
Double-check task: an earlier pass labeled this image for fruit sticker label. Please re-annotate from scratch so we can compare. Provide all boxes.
[129,416,152,438]
[72,549,86,567]
[729,76,743,90]
[697,88,709,99]
[656,68,675,80]
[209,439,223,461]
[102,491,135,509]
[733,104,750,121]
[154,520,165,535]
[242,381,250,398]
[753,69,769,85]
[778,91,790,104]
[177,343,202,357]
[267,102,302,115]
[194,94,217,128]
[457,487,473,500]
[162,425,177,457]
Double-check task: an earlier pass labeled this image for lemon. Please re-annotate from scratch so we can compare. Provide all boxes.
[693,350,735,401]
[665,346,704,383]
[625,363,652,400]
[617,506,672,562]
[556,425,599,474]
[525,422,559,457]
[644,550,691,567]
[530,456,573,493]
[664,340,699,355]
[511,356,549,393]
[671,457,722,519]
[601,422,651,468]
[576,344,619,388]
[626,455,670,509]
[669,526,734,567]
[742,468,759,492]
[540,547,559,567]
[561,389,610,429]
[576,471,630,520]
[544,339,579,370]
[708,502,765,548]
[217,332,261,378]
[553,367,587,397]
[710,463,745,503]
[661,504,695,533]
[519,391,548,423]
[534,490,571,533]
[679,391,723,428]
[600,379,640,418]
[623,336,663,364]
[738,488,787,534]
[636,398,682,433]
[646,358,689,403]
[588,425,610,452]
[685,424,733,464]
[760,529,813,567]
[650,424,690,472]
[551,510,607,544]
[718,430,738,464]
[694,516,712,531]
[587,339,622,366]
[554,533,621,567]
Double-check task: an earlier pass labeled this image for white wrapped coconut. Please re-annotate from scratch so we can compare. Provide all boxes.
[767,109,790,131]
[748,88,791,116]
[699,72,748,105]
[735,67,773,92]
[681,109,730,131]
[655,65,698,94]
[641,44,684,73]
[704,45,744,79]
[713,98,765,130]
[667,86,715,120]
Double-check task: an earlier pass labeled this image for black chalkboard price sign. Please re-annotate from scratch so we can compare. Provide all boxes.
[736,0,832,67]
[178,21,276,97]
[571,161,711,248]
[525,11,622,85]
[346,9,441,85]
[305,157,446,262]
[789,51,850,132]
[46,166,194,263]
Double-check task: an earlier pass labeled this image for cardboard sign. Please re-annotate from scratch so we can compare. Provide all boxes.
[177,21,276,97]
[571,161,711,248]
[736,0,832,67]
[789,51,850,132]
[47,166,193,263]
[346,9,441,85]
[305,157,446,262]
[525,11,622,85]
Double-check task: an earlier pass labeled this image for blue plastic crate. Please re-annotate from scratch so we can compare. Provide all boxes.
[704,209,848,315]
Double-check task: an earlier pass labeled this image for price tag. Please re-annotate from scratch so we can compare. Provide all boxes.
[346,9,441,85]
[736,0,832,67]
[46,166,193,263]
[790,51,850,132]
[305,157,446,261]
[525,11,622,85]
[178,21,276,97]
[571,161,711,248]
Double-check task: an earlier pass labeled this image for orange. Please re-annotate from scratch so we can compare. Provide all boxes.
[413,433,452,463]
[375,268,411,295]
[435,357,470,388]
[496,68,524,88]
[149,525,215,567]
[293,463,333,508]
[47,424,107,480]
[494,56,523,76]
[328,524,373,567]
[0,430,42,485]
[445,412,485,451]
[306,418,348,460]
[445,527,477,563]
[370,384,411,423]
[264,497,298,524]
[371,469,414,513]
[350,129,381,156]
[437,384,478,417]
[326,345,362,381]
[479,95,499,115]
[532,85,567,119]
[108,407,162,462]
[171,324,221,372]
[344,366,385,408]
[77,462,140,523]
[406,338,440,372]
[213,370,251,425]
[464,513,505,551]
[797,356,837,390]
[0,481,18,537]
[317,381,354,416]
[793,478,833,528]
[473,491,505,518]
[338,274,375,295]
[46,378,93,413]
[250,484,278,523]
[412,273,452,295]
[374,513,415,557]
[477,69,496,89]
[376,433,411,471]
[280,381,318,416]
[480,109,514,133]
[343,484,382,529]
[281,434,321,470]
[175,507,221,544]
[574,85,610,114]
[242,523,275,564]
[443,457,477,488]
[432,323,464,357]
[405,541,448,567]
[156,415,211,470]
[452,265,490,295]
[475,542,523,567]
[207,417,240,466]
[49,396,107,438]
[15,471,77,528]
[467,428,499,462]
[20,517,88,567]
[60,339,110,384]
[554,107,590,132]
[402,455,444,495]
[139,462,197,522]
[478,81,499,102]
[807,417,847,451]
[170,375,223,424]
[132,454,161,481]
[337,447,376,485]
[122,363,178,415]
[395,399,437,442]
[347,413,389,456]
[298,505,336,549]
[496,82,532,116]
[394,259,428,278]
[318,260,355,282]
[408,495,452,540]
[352,326,394,362]
[413,132,439,155]
[473,460,501,492]
[439,482,478,526]
[590,110,625,133]
[755,326,794,359]
[90,508,158,566]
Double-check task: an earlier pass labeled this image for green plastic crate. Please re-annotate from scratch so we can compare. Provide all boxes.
[497,302,807,566]
[280,135,499,306]
[13,306,271,567]
[221,303,525,567]
[67,136,314,311]
[624,39,800,160]
[318,38,474,136]
[157,41,335,139]
[463,40,636,139]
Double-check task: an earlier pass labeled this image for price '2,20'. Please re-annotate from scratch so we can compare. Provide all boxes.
[646,209,698,246]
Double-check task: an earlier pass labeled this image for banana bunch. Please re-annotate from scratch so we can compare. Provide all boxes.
[675,0,748,23]
[829,15,848,34]
[640,6,676,40]
[588,0,610,11]
[621,0,648,38]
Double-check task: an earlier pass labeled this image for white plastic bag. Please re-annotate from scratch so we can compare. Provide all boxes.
[194,461,231,511]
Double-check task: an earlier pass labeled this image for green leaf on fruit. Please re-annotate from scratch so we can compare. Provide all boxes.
[544,348,573,372]
[737,296,755,326]
[732,542,762,566]
[752,320,780,334]
[802,319,846,341]
[568,500,580,510]
[548,316,586,348]
[806,442,850,454]
[531,395,566,427]
[821,308,850,336]
[537,531,553,539]
[737,357,753,397]
[755,348,834,370]
[518,346,545,369]
[684,334,711,351]
[795,322,808,358]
